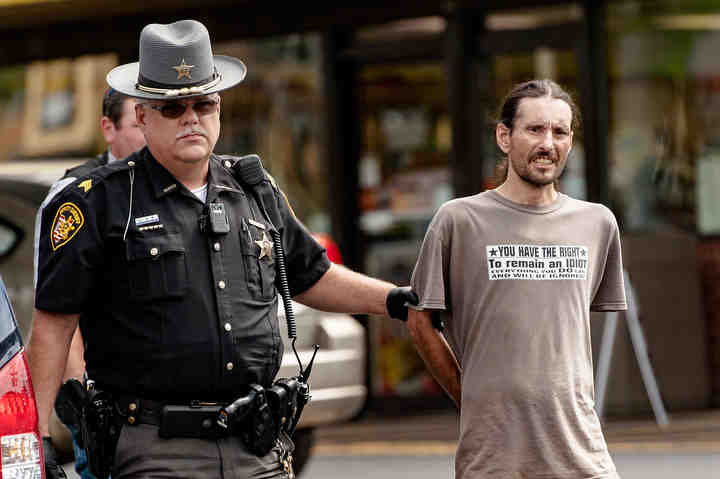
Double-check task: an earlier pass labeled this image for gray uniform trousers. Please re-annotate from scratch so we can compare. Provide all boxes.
[112,424,290,479]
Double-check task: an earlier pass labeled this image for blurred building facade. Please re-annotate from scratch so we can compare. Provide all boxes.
[0,0,719,416]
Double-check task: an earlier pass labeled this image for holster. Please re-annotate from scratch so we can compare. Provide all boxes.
[266,377,301,434]
[219,378,308,458]
[55,379,122,479]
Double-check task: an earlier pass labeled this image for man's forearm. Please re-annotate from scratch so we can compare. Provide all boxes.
[26,309,78,436]
[407,309,461,407]
[294,263,394,316]
[63,328,86,382]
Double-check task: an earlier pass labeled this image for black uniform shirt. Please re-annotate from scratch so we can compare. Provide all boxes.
[35,147,330,400]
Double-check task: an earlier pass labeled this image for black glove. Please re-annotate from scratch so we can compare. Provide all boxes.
[42,436,67,479]
[386,286,419,322]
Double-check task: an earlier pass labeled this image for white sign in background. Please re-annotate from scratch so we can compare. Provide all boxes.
[486,244,589,281]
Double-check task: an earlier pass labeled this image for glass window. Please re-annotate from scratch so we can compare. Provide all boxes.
[607,1,720,233]
[356,62,450,398]
[20,55,115,158]
[0,221,19,259]
[214,34,328,229]
[357,63,451,284]
[0,277,21,366]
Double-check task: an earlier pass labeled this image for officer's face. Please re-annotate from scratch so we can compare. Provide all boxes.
[137,94,221,166]
[108,99,146,159]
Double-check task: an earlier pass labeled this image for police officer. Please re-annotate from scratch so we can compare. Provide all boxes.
[36,87,147,479]
[28,19,416,479]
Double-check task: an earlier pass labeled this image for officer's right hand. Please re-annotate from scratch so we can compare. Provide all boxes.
[42,436,68,479]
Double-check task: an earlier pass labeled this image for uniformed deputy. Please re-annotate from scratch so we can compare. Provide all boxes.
[28,20,417,479]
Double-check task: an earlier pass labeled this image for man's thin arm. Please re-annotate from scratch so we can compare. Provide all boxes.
[407,309,461,408]
[26,309,78,436]
[294,263,394,316]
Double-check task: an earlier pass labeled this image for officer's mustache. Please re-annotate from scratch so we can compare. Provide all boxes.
[176,127,208,139]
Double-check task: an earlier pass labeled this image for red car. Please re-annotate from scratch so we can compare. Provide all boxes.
[0,274,45,478]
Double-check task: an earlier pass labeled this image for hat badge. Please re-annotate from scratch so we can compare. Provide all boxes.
[173,58,194,80]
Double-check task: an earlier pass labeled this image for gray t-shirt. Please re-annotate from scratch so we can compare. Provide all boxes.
[411,190,627,479]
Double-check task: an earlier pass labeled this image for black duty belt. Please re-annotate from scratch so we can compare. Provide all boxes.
[115,396,227,440]
[115,396,166,426]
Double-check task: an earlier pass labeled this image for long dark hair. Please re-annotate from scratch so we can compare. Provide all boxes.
[494,79,580,183]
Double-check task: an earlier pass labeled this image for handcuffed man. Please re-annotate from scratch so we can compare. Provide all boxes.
[407,79,627,479]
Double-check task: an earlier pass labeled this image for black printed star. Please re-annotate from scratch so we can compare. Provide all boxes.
[490,248,498,257]
[581,249,587,257]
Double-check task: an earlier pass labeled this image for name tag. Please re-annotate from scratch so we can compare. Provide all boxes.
[135,214,160,226]
[248,219,266,230]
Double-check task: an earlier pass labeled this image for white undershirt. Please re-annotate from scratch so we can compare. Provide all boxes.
[191,183,209,203]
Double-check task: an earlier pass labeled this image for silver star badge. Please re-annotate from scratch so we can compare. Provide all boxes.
[255,232,273,260]
[172,58,194,80]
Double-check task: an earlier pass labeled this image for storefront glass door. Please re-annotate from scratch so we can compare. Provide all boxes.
[356,62,451,398]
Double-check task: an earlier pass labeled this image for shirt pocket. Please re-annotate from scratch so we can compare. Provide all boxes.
[125,232,188,301]
[239,219,277,301]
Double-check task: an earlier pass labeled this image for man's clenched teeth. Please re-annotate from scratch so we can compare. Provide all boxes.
[534,157,554,165]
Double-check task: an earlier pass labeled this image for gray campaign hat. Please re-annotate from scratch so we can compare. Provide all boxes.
[106,19,246,100]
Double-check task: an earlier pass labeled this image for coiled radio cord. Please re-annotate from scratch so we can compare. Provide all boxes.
[271,229,304,375]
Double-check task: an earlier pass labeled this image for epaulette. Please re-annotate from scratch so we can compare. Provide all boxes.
[215,154,272,187]
[215,153,286,228]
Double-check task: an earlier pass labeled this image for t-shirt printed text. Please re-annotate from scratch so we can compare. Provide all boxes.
[486,244,588,280]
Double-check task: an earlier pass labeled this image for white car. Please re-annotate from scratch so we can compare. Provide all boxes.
[0,159,367,475]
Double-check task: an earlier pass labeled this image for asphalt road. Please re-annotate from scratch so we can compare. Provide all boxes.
[62,451,720,478]
[301,451,720,479]
[60,407,720,478]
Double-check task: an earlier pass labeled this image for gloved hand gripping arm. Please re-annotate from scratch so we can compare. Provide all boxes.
[385,286,419,322]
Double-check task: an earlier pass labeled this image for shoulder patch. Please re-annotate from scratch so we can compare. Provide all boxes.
[78,179,92,192]
[50,202,84,251]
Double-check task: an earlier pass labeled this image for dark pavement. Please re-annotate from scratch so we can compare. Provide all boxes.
[315,405,720,455]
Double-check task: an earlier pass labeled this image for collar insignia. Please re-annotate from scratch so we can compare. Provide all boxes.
[78,179,92,192]
[255,232,273,260]
[172,58,194,80]
[50,202,84,251]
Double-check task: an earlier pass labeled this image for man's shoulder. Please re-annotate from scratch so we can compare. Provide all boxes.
[435,191,497,218]
[62,153,107,180]
[424,192,495,235]
[561,195,618,224]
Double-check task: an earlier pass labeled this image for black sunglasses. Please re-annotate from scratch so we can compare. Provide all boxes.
[145,98,219,119]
